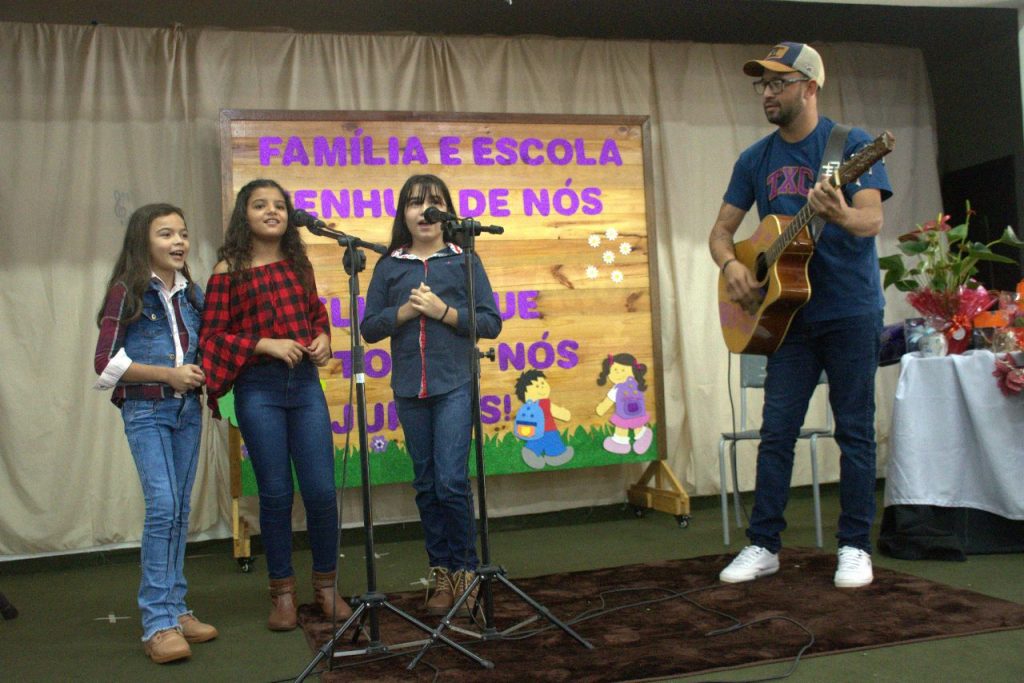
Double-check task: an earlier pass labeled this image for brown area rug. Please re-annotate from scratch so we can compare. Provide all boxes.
[297,548,1024,682]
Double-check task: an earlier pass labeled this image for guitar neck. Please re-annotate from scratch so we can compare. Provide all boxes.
[761,130,894,269]
[765,202,817,266]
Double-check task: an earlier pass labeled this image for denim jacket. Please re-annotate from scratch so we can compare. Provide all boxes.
[130,286,200,363]
[117,282,203,402]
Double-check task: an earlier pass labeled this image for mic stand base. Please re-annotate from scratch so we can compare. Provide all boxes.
[406,563,593,670]
[295,588,494,681]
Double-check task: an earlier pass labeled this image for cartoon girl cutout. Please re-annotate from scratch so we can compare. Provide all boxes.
[596,353,653,455]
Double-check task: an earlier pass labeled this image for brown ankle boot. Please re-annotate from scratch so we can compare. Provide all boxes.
[268,576,297,631]
[312,570,352,621]
[425,567,454,616]
[451,569,480,617]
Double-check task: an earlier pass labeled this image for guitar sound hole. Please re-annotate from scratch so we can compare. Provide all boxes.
[754,253,768,282]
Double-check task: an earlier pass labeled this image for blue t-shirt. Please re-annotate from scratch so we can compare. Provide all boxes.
[723,116,893,323]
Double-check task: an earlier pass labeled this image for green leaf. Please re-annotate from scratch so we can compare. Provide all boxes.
[973,251,1019,265]
[996,225,1024,249]
[946,224,968,243]
[878,254,905,273]
[894,281,919,292]
[899,241,930,255]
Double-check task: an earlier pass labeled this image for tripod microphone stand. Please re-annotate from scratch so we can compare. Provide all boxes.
[407,217,594,672]
[0,591,17,620]
[293,225,492,682]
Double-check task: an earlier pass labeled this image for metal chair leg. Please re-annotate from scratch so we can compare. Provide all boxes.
[730,443,743,531]
[719,438,730,545]
[810,435,823,548]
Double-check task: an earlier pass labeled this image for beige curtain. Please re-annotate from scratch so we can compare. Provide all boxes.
[0,22,940,557]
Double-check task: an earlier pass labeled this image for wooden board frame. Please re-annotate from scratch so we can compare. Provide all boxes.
[218,109,686,556]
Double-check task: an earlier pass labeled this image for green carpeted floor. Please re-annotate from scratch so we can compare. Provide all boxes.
[1,484,1022,682]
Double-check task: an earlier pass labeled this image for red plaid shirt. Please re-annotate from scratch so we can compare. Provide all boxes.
[200,260,329,418]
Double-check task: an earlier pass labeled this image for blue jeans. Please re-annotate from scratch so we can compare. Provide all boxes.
[747,311,882,554]
[234,359,338,579]
[121,395,202,641]
[395,382,478,571]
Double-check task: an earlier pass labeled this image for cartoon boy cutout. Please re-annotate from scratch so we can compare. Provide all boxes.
[513,370,574,469]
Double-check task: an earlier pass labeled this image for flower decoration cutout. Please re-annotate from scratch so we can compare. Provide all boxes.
[585,265,599,279]
[587,234,601,248]
[610,270,624,283]
[370,436,389,453]
[604,227,619,241]
[619,242,633,256]
[602,250,616,265]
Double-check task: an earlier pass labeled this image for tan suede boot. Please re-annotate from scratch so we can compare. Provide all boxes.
[178,613,218,643]
[268,576,297,631]
[144,628,191,664]
[425,567,454,616]
[312,570,352,621]
[451,569,480,617]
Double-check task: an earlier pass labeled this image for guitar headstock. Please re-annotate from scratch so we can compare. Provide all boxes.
[829,131,895,188]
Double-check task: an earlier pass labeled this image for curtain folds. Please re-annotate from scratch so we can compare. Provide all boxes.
[0,22,940,556]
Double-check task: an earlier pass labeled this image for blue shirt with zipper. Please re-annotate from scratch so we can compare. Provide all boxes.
[361,243,502,398]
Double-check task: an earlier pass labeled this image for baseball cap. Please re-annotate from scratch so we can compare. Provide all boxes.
[743,42,825,88]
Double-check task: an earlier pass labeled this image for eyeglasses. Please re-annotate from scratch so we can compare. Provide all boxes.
[753,77,810,95]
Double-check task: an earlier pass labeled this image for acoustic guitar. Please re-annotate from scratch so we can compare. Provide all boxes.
[718,131,895,355]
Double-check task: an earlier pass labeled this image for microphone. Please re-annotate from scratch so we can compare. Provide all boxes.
[423,206,505,235]
[423,206,457,224]
[292,209,328,233]
[292,209,388,255]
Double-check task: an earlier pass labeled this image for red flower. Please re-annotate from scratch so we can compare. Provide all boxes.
[898,214,952,242]
[992,353,1024,396]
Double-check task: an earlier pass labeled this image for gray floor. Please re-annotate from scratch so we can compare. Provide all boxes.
[1,485,1022,682]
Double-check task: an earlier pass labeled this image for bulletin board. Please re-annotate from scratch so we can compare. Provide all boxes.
[220,110,672,495]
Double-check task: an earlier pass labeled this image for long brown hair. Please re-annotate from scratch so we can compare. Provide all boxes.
[96,203,197,327]
[386,174,461,254]
[218,179,314,289]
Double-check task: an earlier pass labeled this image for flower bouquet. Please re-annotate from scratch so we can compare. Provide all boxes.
[993,353,1024,396]
[879,203,1024,354]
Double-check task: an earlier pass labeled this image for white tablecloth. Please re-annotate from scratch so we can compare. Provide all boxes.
[884,349,1024,520]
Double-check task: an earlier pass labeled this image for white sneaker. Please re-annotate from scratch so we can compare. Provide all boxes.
[834,546,873,588]
[719,545,780,583]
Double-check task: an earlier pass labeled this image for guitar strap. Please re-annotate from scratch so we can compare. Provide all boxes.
[810,123,852,242]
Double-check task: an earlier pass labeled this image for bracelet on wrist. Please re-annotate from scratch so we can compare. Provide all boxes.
[439,304,450,322]
[721,257,738,274]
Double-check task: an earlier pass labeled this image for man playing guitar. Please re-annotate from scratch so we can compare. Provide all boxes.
[708,42,892,588]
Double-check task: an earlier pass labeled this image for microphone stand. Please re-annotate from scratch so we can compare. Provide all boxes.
[293,228,492,682]
[0,591,17,620]
[407,218,594,672]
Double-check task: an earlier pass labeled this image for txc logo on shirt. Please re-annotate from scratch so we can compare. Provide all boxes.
[766,165,815,201]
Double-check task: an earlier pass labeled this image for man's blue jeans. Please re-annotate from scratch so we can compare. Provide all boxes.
[122,395,202,641]
[234,359,338,580]
[747,311,882,554]
[396,382,478,571]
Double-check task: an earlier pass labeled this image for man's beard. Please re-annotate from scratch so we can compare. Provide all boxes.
[765,98,802,127]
